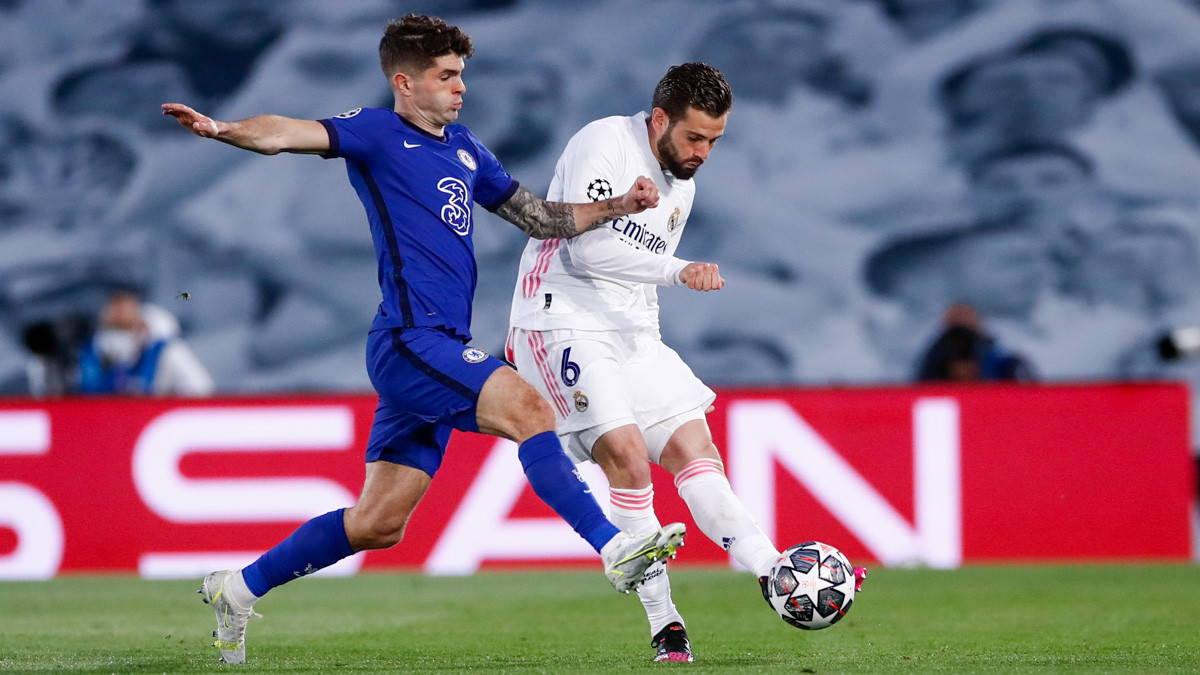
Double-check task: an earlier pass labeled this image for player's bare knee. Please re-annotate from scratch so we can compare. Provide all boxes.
[604,452,652,488]
[478,369,557,441]
[507,385,557,441]
[662,439,723,476]
[594,430,652,487]
[353,519,407,550]
[345,508,409,550]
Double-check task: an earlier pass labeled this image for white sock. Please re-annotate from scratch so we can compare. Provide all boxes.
[225,570,260,611]
[609,485,683,637]
[675,458,781,577]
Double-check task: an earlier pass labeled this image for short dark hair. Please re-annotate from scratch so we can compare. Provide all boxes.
[379,14,473,78]
[652,63,733,123]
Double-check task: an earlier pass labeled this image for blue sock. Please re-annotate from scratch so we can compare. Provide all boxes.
[518,431,620,553]
[241,508,355,597]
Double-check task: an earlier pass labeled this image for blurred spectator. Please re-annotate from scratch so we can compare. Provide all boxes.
[78,290,213,396]
[51,0,286,131]
[690,5,871,108]
[131,0,286,106]
[0,124,146,322]
[865,220,1055,324]
[939,26,1134,160]
[964,141,1131,296]
[52,60,201,134]
[21,314,91,396]
[967,142,1099,226]
[872,0,995,42]
[1077,210,1200,318]
[457,56,565,169]
[0,124,139,231]
[915,303,1035,381]
[688,333,796,387]
[862,220,1055,376]
[1155,54,1200,149]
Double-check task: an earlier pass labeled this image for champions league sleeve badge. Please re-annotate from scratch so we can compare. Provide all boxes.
[585,178,613,202]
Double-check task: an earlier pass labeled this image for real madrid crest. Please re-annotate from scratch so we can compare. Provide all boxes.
[457,149,477,171]
[462,347,488,363]
[668,207,681,231]
[573,390,589,413]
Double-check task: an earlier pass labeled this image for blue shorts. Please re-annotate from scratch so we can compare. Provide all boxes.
[365,327,505,477]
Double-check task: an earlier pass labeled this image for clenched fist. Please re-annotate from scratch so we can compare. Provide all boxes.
[679,262,724,291]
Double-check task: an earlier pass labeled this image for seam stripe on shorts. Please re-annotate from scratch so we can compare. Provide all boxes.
[389,328,479,404]
[529,330,571,417]
[674,458,725,488]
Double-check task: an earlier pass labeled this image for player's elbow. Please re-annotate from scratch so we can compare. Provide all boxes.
[252,141,285,156]
[251,131,297,156]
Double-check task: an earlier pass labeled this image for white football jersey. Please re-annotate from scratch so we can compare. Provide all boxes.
[509,113,693,334]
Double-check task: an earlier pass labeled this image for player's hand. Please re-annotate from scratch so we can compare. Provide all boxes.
[162,103,223,138]
[679,262,724,291]
[618,176,659,214]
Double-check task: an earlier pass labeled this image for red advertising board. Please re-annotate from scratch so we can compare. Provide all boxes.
[0,383,1192,579]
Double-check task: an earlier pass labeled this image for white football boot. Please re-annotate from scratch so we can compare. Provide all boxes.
[601,522,686,593]
[199,570,260,664]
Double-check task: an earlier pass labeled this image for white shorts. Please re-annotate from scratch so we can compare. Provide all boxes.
[507,327,716,464]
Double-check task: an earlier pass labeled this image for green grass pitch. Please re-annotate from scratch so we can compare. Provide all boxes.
[1,565,1198,672]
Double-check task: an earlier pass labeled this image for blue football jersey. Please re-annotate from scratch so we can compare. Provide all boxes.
[319,107,519,340]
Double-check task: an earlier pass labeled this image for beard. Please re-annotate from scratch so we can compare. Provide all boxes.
[656,132,700,179]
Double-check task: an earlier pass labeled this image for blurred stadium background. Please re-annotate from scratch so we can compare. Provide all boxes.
[11,0,1200,394]
[1,0,1199,581]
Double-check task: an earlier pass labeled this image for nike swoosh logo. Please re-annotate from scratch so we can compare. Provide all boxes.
[403,141,420,148]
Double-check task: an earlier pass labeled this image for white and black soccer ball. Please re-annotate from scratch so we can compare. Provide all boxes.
[763,541,856,630]
[585,178,613,202]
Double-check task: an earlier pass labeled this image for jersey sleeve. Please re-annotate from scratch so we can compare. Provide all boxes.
[557,120,688,285]
[553,121,624,203]
[318,107,385,163]
[462,129,519,211]
[564,228,690,286]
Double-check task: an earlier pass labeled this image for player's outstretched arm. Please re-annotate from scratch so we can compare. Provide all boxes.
[495,176,659,240]
[161,103,329,156]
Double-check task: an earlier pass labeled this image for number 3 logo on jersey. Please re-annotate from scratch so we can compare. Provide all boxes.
[437,177,472,235]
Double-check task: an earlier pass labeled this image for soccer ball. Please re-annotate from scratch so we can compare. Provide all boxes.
[763,541,856,630]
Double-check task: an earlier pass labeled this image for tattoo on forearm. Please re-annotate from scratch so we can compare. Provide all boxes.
[497,185,619,239]
[602,200,618,228]
[497,186,576,239]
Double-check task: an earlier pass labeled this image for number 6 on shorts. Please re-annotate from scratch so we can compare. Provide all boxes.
[560,347,580,386]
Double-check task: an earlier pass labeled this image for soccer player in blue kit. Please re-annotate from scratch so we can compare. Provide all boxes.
[163,14,685,664]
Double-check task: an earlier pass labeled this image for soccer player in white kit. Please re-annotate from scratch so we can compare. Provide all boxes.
[508,63,811,662]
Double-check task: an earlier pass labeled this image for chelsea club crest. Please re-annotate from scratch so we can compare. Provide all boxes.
[462,347,488,363]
